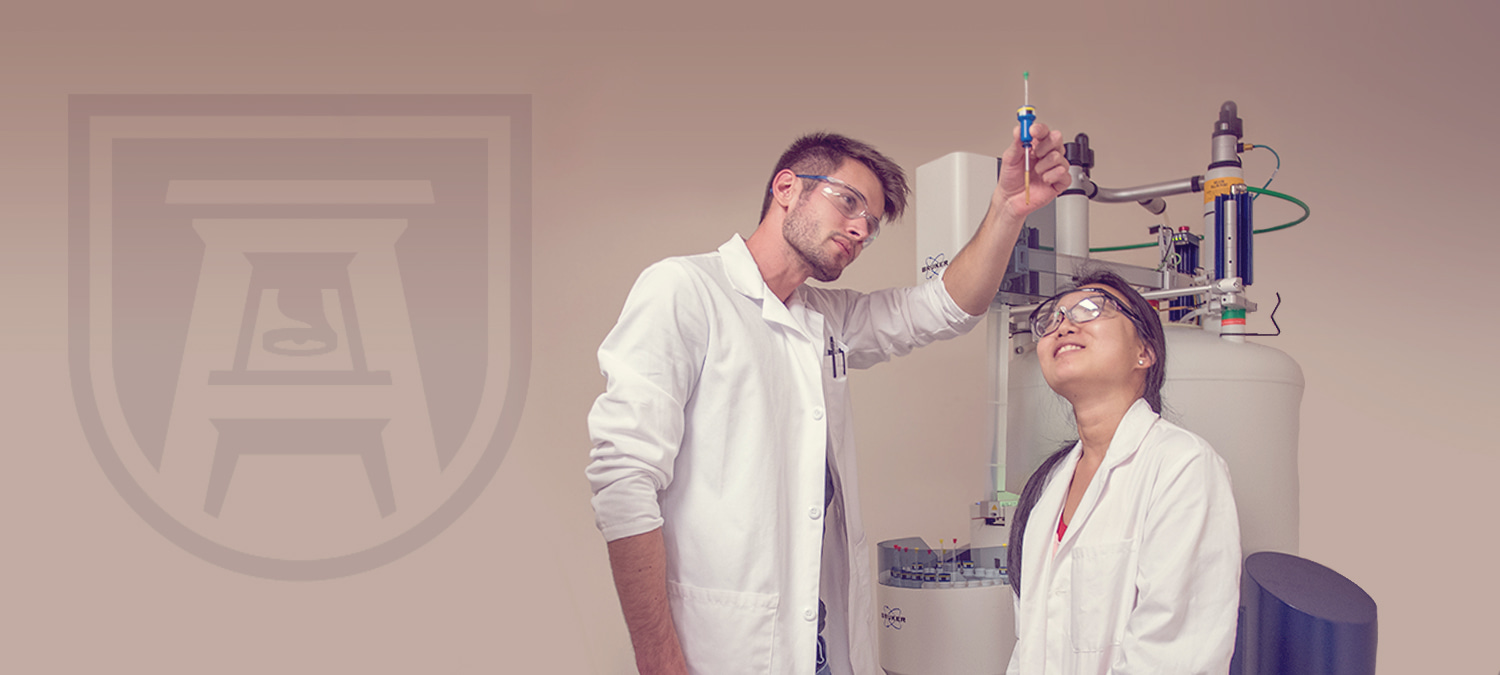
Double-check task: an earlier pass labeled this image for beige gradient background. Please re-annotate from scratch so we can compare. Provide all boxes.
[3,1,1497,673]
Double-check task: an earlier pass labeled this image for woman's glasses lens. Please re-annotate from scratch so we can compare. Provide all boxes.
[1031,294,1112,338]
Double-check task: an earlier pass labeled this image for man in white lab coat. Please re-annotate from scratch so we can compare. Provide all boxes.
[587,126,1070,674]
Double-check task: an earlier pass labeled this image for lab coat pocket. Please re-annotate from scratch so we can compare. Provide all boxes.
[1069,539,1135,652]
[667,581,779,674]
[824,337,850,383]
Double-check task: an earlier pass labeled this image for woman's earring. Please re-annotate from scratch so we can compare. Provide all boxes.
[1139,359,1146,366]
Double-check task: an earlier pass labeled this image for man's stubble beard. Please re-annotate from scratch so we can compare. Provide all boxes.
[783,200,846,283]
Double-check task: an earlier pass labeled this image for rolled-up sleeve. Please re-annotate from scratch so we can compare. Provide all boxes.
[585,261,708,542]
[812,277,983,370]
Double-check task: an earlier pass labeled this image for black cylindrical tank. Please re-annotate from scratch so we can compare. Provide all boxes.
[1242,551,1378,675]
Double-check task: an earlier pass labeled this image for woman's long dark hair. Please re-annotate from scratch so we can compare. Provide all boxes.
[1007,268,1167,597]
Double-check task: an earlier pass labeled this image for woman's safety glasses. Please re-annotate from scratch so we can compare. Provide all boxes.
[796,174,881,245]
[1029,288,1142,339]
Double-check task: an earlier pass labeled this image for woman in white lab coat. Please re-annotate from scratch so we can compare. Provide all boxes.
[1005,269,1241,675]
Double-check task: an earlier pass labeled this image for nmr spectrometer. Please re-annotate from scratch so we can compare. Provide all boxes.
[876,101,1371,675]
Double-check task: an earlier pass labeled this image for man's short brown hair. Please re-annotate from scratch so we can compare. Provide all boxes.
[759,132,909,225]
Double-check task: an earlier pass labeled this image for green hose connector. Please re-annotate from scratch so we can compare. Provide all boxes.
[1244,186,1310,234]
[1061,186,1309,253]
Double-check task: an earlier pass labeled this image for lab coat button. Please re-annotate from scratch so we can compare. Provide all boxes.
[809,506,821,520]
[812,407,824,420]
[804,608,816,621]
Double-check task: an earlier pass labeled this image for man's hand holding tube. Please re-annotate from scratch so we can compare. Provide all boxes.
[943,121,1072,316]
[994,121,1071,226]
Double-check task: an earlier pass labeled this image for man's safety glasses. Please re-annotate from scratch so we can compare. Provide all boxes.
[796,174,881,245]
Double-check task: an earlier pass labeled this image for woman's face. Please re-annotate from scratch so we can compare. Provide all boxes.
[1036,285,1153,401]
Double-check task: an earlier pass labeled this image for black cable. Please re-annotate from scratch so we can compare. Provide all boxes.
[1240,292,1283,337]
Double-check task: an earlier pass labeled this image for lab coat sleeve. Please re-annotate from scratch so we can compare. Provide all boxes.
[1005,589,1022,675]
[818,277,983,370]
[1114,441,1241,675]
[585,260,709,543]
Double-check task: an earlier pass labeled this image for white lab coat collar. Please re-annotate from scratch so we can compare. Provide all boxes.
[1099,398,1159,469]
[718,235,819,340]
[718,235,766,300]
[1049,398,1159,550]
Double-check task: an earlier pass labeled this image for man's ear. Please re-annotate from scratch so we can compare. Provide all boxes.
[771,169,801,210]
